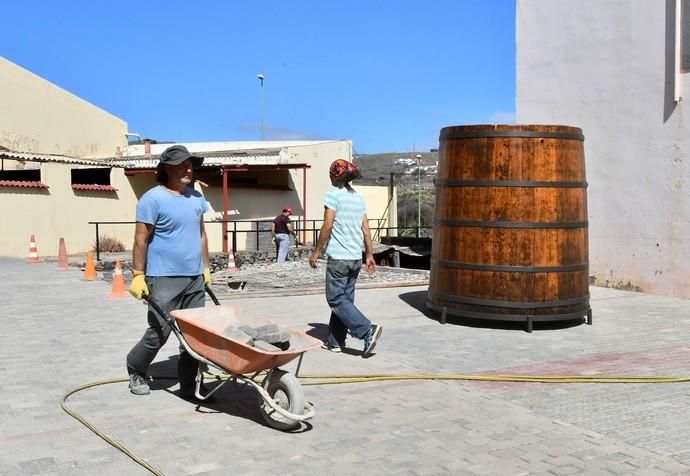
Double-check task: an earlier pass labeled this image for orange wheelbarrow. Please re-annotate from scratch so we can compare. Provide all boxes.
[146,286,322,431]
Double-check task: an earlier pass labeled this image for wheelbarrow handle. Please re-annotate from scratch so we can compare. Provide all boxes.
[205,284,221,306]
[142,284,221,367]
[143,283,221,326]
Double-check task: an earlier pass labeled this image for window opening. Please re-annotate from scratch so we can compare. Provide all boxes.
[0,169,41,181]
[71,168,117,191]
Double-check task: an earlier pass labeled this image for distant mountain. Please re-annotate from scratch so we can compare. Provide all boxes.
[353,151,439,185]
[353,152,437,235]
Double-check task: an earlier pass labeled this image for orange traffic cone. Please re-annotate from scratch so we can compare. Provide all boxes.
[26,234,40,263]
[57,237,68,270]
[109,261,128,298]
[227,249,237,272]
[83,250,97,281]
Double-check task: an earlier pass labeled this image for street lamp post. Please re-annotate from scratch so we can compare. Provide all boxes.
[257,73,265,140]
[416,154,422,238]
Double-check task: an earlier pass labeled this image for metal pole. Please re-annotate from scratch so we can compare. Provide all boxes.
[222,167,228,253]
[302,165,307,245]
[95,223,100,261]
[294,220,299,249]
[389,172,394,238]
[256,220,260,251]
[257,74,265,140]
[416,155,422,238]
[232,222,237,254]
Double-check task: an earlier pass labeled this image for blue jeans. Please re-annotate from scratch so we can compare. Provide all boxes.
[275,233,289,263]
[325,258,371,347]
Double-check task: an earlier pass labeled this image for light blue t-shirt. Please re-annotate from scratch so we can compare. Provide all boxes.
[136,185,208,276]
[324,186,366,260]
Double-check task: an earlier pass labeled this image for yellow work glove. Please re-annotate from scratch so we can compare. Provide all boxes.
[203,267,212,284]
[129,272,149,300]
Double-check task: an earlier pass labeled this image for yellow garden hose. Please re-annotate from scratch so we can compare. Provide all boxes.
[60,372,690,475]
[298,373,690,385]
[60,377,164,476]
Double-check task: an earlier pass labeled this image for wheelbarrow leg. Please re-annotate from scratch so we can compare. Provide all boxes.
[295,353,305,378]
[193,362,207,400]
[193,362,228,401]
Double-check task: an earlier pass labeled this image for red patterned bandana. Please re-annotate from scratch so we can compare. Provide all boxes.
[329,159,359,177]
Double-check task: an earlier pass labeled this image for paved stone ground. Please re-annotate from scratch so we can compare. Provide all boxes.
[2,257,690,475]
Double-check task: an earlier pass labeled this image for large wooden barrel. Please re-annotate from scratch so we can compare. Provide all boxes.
[426,124,591,331]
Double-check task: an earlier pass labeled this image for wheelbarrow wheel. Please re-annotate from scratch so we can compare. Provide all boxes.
[259,369,304,431]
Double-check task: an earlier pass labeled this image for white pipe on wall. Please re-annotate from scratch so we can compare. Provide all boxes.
[675,0,683,102]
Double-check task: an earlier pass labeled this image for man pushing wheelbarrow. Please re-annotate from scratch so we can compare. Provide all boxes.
[123,145,320,430]
[125,145,212,401]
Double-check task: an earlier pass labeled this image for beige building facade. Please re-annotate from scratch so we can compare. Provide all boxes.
[0,57,127,158]
[0,58,393,259]
[116,139,392,255]
[0,153,141,257]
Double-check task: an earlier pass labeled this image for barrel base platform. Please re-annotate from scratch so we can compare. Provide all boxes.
[425,298,592,333]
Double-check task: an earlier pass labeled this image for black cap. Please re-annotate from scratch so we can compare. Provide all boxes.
[159,145,203,169]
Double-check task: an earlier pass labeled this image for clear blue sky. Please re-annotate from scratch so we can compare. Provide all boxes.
[3,1,515,154]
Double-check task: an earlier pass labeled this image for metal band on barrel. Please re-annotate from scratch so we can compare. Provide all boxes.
[425,299,590,322]
[431,258,588,273]
[440,130,585,141]
[427,291,590,309]
[436,219,588,229]
[434,179,588,188]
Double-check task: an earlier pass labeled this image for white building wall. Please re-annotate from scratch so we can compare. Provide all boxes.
[516,0,690,298]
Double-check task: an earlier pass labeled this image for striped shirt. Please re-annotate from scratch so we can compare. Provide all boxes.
[324,186,367,260]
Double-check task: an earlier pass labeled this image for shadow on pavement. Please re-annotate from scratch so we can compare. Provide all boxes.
[305,322,329,341]
[306,322,368,356]
[149,355,313,432]
[147,356,180,390]
[398,290,587,332]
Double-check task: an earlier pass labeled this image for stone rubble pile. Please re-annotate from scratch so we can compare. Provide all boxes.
[211,258,429,293]
[221,323,291,352]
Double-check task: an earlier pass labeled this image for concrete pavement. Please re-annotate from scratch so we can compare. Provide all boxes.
[2,257,690,475]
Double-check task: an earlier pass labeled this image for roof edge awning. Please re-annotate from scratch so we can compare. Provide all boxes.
[0,180,49,189]
[71,184,118,192]
[0,151,110,166]
[124,163,310,175]
[115,147,291,169]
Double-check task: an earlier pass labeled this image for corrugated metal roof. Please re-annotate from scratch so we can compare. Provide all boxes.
[71,184,118,192]
[112,152,285,169]
[0,146,293,169]
[0,151,108,166]
[125,141,337,157]
[0,180,49,189]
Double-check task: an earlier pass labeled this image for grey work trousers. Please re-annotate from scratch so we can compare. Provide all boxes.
[126,275,205,390]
